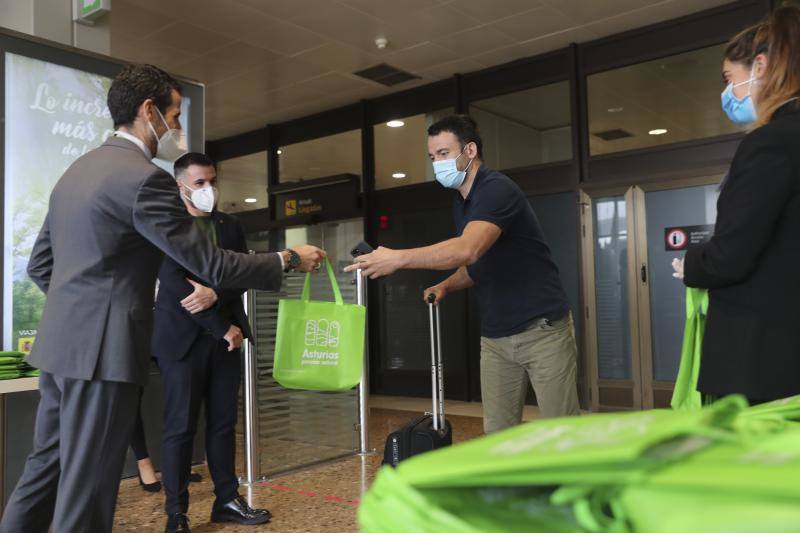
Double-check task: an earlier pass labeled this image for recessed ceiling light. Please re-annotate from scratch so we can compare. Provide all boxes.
[386,120,405,128]
[277,149,282,155]
[244,198,258,203]
[392,172,406,179]
[649,128,668,136]
[607,106,624,113]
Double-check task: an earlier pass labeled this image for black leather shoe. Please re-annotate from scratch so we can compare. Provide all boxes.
[165,513,190,533]
[211,495,271,525]
[138,474,162,493]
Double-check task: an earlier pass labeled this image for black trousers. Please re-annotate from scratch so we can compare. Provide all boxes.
[130,387,150,461]
[0,371,138,533]
[157,334,241,515]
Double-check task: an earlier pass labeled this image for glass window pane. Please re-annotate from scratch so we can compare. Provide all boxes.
[593,196,632,380]
[278,129,361,185]
[588,45,745,156]
[217,152,267,213]
[374,108,452,190]
[470,81,573,171]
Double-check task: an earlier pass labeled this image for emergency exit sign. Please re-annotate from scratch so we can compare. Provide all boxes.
[74,0,110,25]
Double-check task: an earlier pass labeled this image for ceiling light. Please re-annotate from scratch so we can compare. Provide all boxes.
[386,120,405,128]
[277,149,282,155]
[607,106,624,113]
[649,128,668,136]
[244,198,258,203]
[392,172,406,179]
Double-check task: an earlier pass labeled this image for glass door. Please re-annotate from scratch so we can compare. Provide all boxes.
[250,218,364,475]
[634,180,720,408]
[581,189,641,410]
[581,176,721,411]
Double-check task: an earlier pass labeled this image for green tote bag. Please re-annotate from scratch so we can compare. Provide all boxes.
[671,287,708,411]
[273,259,366,391]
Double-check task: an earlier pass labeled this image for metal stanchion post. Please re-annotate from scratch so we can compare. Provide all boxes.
[242,288,260,486]
[355,268,373,455]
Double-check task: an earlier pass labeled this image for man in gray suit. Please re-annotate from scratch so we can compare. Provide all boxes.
[0,63,325,533]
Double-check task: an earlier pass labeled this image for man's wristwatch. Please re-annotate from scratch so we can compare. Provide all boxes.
[283,249,301,272]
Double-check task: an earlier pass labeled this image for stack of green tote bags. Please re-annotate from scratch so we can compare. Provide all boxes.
[360,395,800,532]
[0,351,39,380]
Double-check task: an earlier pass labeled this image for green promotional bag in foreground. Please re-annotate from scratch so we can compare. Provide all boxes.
[359,396,800,532]
[273,259,365,391]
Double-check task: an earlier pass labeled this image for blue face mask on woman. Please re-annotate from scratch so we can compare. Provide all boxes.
[721,65,757,125]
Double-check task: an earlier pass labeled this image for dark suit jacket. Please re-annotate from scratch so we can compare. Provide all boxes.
[151,211,255,361]
[26,137,283,385]
[685,102,800,400]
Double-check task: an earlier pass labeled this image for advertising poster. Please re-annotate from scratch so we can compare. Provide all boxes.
[3,53,191,352]
[3,53,114,352]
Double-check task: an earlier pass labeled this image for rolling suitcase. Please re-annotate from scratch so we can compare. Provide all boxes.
[382,295,453,467]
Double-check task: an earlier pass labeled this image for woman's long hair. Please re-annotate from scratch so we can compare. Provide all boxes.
[753,3,800,127]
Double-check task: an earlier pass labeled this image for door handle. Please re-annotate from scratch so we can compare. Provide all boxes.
[641,264,647,283]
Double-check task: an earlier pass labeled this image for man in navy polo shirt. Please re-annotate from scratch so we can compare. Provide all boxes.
[346,114,579,433]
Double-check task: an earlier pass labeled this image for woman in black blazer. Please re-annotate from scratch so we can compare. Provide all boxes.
[676,5,800,403]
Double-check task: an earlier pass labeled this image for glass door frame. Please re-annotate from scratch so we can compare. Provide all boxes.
[581,173,723,411]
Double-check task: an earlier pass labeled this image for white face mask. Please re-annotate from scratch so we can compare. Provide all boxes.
[147,106,187,162]
[181,181,218,213]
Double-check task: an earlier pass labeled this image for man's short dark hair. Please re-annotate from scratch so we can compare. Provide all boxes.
[107,63,182,129]
[427,114,483,159]
[174,152,216,178]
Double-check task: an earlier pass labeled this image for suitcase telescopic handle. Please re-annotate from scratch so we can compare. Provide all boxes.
[427,296,445,433]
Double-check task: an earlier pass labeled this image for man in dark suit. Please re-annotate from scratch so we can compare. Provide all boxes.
[152,153,267,532]
[0,64,325,533]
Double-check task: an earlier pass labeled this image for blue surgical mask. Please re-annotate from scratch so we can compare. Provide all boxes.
[721,66,757,125]
[432,146,473,189]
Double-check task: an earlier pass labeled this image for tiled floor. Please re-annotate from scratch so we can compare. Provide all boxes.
[113,405,489,532]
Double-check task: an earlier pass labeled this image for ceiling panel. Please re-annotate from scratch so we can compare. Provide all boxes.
[446,0,546,23]
[233,16,327,56]
[233,0,333,20]
[286,3,416,54]
[490,6,577,42]
[293,42,381,74]
[171,40,283,84]
[109,1,175,40]
[388,4,483,44]
[541,0,654,24]
[297,73,377,95]
[226,59,328,95]
[341,0,446,21]
[432,26,517,57]
[383,42,461,73]
[146,22,233,55]
[111,38,200,72]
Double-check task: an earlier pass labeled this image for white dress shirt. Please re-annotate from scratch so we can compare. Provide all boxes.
[113,130,152,159]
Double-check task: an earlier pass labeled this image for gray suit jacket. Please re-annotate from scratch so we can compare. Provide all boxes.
[26,137,282,385]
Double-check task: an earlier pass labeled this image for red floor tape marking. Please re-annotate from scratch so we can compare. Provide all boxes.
[258,482,359,507]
